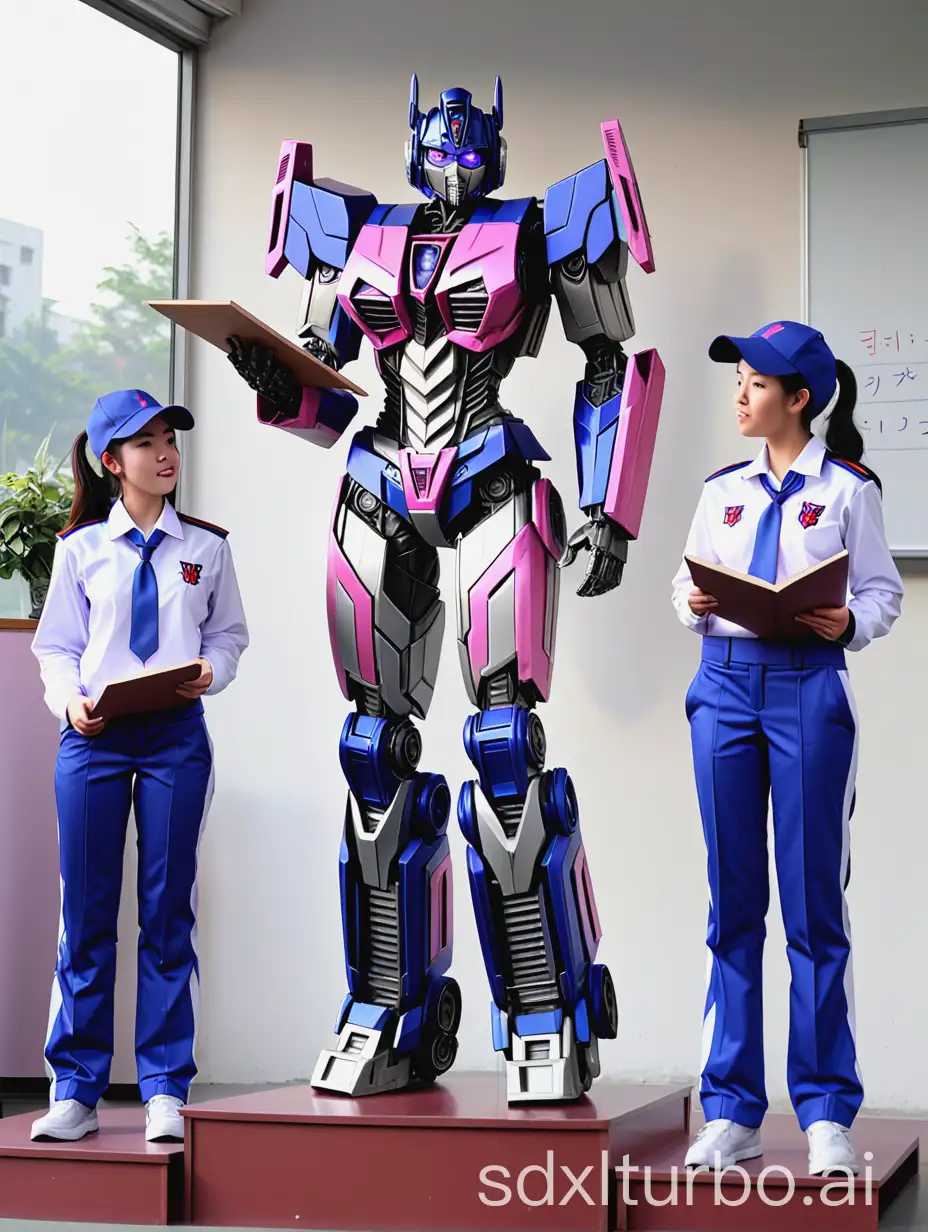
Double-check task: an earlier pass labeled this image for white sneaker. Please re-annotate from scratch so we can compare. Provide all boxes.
[30,1098,98,1142]
[807,1120,858,1175]
[684,1118,763,1169]
[145,1094,185,1142]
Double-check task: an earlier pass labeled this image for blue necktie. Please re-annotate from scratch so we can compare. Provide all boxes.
[748,471,805,583]
[126,528,166,664]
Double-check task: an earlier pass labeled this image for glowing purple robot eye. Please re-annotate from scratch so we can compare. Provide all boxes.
[426,148,453,166]
[458,150,484,169]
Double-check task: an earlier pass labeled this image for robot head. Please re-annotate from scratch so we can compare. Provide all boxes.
[406,75,507,204]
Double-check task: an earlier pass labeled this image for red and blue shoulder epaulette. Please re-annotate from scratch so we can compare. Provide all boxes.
[825,453,882,494]
[178,512,229,539]
[58,517,107,540]
[705,461,750,483]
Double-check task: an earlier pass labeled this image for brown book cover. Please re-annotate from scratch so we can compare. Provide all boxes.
[92,660,203,722]
[685,551,850,640]
[147,299,368,397]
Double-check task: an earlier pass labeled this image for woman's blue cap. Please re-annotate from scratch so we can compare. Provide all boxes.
[87,389,195,459]
[709,321,838,413]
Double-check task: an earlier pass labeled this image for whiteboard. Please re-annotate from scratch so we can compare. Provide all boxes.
[803,109,928,556]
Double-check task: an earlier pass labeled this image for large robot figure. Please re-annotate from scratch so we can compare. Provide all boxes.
[229,77,664,1102]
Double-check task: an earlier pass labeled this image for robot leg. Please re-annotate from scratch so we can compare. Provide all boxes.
[311,474,460,1096]
[455,474,617,1102]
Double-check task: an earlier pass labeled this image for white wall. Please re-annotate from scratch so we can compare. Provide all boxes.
[186,0,928,1113]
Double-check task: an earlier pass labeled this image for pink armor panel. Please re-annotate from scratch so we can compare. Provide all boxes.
[459,479,561,704]
[266,140,314,279]
[601,120,655,275]
[397,448,457,517]
[435,221,526,352]
[603,348,666,540]
[338,220,528,356]
[257,388,341,448]
[397,446,458,547]
[338,225,414,350]
[326,490,377,698]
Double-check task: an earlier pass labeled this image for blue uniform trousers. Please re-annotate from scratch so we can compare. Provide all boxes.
[46,702,213,1106]
[686,636,862,1131]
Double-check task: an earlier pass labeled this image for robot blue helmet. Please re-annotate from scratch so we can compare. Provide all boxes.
[406,74,507,202]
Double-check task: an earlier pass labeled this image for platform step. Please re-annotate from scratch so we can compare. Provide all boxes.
[618,1114,920,1231]
[183,1075,691,1230]
[0,1105,183,1225]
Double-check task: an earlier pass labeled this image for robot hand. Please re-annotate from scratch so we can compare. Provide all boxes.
[226,336,302,417]
[303,335,343,370]
[560,507,629,598]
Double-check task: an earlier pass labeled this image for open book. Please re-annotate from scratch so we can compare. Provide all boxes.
[147,299,368,397]
[92,660,203,722]
[685,551,849,641]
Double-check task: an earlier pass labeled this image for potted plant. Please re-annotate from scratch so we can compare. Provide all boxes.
[0,437,74,619]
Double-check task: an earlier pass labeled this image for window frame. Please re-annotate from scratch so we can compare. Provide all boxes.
[79,0,211,46]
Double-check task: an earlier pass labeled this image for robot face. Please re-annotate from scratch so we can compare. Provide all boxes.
[422,146,488,204]
[407,79,505,202]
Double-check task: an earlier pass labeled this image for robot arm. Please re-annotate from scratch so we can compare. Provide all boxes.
[545,121,665,595]
[228,141,378,447]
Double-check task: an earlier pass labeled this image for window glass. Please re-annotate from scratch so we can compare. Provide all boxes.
[0,0,179,616]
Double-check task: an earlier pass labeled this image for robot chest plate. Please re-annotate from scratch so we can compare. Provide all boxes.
[337,220,527,354]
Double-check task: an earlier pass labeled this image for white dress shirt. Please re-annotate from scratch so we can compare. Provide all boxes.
[32,499,249,721]
[671,436,903,652]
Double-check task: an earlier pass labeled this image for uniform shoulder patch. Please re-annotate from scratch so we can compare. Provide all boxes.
[705,461,750,483]
[825,453,882,494]
[178,512,229,539]
[58,517,106,540]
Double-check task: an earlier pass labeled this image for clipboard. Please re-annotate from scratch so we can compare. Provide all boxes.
[147,299,367,397]
[92,660,204,722]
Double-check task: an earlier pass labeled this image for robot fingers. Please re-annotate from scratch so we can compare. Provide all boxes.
[559,521,594,571]
[576,545,624,598]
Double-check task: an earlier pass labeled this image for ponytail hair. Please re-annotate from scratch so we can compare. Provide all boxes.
[821,360,865,464]
[782,359,866,464]
[62,431,121,534]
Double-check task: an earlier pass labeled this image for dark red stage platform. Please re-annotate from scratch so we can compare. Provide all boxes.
[0,1077,920,1228]
[182,1074,691,1231]
[0,1104,183,1224]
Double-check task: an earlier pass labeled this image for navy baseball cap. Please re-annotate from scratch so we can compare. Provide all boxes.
[87,389,194,459]
[709,321,837,414]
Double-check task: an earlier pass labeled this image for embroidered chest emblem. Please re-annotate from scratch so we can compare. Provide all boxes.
[180,561,203,586]
[798,502,826,529]
[723,505,745,527]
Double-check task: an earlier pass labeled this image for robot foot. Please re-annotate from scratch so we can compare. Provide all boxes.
[311,1017,413,1097]
[311,979,462,1098]
[505,1013,602,1103]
